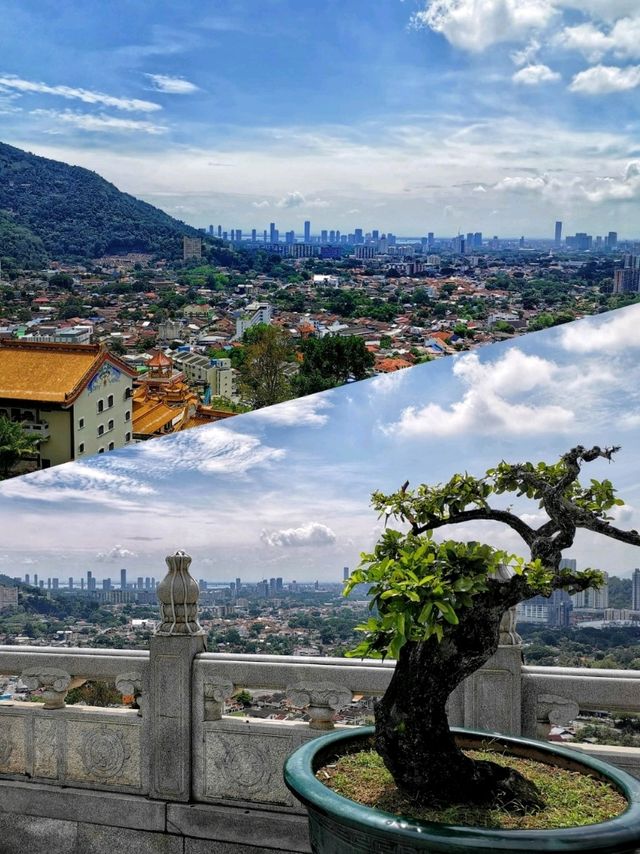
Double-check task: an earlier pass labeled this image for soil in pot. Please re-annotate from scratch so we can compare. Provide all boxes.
[316,743,627,830]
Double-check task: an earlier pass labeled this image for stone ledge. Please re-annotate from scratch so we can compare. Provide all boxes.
[566,743,640,779]
[167,801,312,852]
[0,779,166,831]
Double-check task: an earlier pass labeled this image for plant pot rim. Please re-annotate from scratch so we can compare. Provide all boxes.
[284,725,640,852]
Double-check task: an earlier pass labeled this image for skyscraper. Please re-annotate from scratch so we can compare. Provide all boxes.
[554,221,562,246]
[120,568,127,590]
[632,568,640,611]
[304,220,311,242]
[343,566,349,581]
[269,222,277,243]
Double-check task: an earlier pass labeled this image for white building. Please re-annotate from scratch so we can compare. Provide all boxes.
[235,302,273,339]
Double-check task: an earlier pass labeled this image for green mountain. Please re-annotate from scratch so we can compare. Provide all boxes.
[0,141,199,265]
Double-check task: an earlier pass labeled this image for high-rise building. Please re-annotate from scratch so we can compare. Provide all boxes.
[554,221,562,246]
[632,568,640,611]
[473,232,483,248]
[304,220,311,242]
[68,577,73,590]
[320,229,328,243]
[120,568,127,591]
[354,228,364,244]
[343,566,349,581]
[607,231,618,248]
[613,255,640,294]
[235,577,241,594]
[251,229,257,242]
[269,222,277,243]
[183,236,202,260]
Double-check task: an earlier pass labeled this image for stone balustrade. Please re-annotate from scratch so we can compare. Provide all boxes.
[0,552,638,854]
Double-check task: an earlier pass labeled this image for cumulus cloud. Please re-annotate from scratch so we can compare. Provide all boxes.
[581,161,640,202]
[252,200,270,208]
[31,109,167,134]
[569,64,640,94]
[276,191,329,208]
[512,64,561,85]
[383,348,574,438]
[560,304,640,353]
[555,16,640,61]
[413,0,556,52]
[96,544,137,561]
[0,75,160,112]
[260,522,336,548]
[145,74,199,94]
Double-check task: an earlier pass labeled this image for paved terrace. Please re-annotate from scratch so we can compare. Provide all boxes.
[0,562,639,854]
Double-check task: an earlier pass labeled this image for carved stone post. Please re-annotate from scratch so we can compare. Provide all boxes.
[22,667,72,709]
[116,671,144,717]
[148,550,206,801]
[286,681,352,730]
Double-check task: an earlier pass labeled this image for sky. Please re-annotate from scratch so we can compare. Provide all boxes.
[0,0,639,237]
[1,304,640,585]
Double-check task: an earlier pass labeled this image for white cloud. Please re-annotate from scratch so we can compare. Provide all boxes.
[31,109,167,135]
[383,348,574,438]
[0,75,160,112]
[495,175,550,192]
[136,424,286,476]
[510,38,541,65]
[249,396,332,428]
[569,64,640,95]
[145,74,199,94]
[560,304,640,353]
[368,368,410,396]
[581,161,640,202]
[276,190,329,209]
[96,544,137,561]
[260,522,336,548]
[277,191,306,208]
[252,200,270,208]
[554,22,615,62]
[512,64,561,85]
[413,0,556,52]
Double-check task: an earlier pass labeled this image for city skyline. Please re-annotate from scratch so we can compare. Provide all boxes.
[0,1,639,235]
[1,304,640,583]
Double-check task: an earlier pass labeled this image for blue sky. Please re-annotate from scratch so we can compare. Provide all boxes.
[1,305,640,584]
[1,0,639,236]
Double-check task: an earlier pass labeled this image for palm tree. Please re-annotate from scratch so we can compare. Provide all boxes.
[0,416,41,479]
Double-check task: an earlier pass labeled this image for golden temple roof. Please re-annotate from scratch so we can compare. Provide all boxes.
[0,341,136,404]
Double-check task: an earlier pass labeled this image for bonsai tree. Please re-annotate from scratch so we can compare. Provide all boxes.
[344,445,640,811]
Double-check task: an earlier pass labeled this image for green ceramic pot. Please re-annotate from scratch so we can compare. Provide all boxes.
[284,726,640,853]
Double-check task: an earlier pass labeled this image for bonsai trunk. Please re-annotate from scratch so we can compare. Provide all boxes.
[375,594,544,811]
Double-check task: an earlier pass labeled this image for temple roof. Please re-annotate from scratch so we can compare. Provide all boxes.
[147,349,173,368]
[0,340,136,404]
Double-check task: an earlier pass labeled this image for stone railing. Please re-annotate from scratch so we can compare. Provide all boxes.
[0,647,148,793]
[0,552,638,854]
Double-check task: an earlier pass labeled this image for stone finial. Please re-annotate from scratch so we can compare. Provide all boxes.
[286,681,352,730]
[155,550,205,637]
[22,667,71,709]
[499,606,522,646]
[116,671,144,716]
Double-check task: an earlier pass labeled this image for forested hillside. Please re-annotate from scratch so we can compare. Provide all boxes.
[0,141,198,263]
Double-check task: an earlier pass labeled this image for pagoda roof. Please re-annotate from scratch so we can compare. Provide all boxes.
[147,349,173,368]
